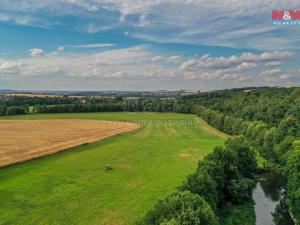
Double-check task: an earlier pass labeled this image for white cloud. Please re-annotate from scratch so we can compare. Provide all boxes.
[28,48,45,57]
[0,61,22,70]
[179,51,293,71]
[265,61,282,67]
[152,55,182,63]
[1,46,176,80]
[57,46,64,52]
[0,46,299,89]
[280,74,290,80]
[0,13,10,21]
[235,62,257,72]
[261,68,282,75]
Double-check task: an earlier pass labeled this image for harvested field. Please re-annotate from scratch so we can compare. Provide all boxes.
[0,119,140,167]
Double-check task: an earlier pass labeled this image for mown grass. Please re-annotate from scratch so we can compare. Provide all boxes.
[0,112,226,225]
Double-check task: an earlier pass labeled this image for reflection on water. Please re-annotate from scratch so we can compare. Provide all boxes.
[259,171,283,201]
[273,200,295,225]
[252,171,294,225]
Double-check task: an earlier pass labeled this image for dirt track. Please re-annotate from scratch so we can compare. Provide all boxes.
[0,120,140,168]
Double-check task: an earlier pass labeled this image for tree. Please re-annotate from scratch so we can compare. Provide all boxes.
[0,105,6,116]
[139,191,218,225]
[283,141,300,223]
[274,136,296,165]
[6,106,25,115]
[160,219,180,225]
[205,146,239,182]
[225,137,257,179]
[274,116,297,143]
[196,160,226,206]
[180,173,218,209]
[227,178,256,203]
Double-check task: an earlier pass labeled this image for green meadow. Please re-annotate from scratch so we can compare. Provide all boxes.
[0,112,226,225]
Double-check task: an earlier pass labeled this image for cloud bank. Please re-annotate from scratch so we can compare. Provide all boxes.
[0,47,298,90]
[1,0,300,50]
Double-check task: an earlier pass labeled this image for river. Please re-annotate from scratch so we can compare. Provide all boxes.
[252,171,295,225]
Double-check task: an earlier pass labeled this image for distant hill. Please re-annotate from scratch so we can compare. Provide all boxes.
[0,89,16,94]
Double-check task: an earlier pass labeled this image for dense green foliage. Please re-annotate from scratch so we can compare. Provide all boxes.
[0,95,180,114]
[138,191,218,225]
[0,105,26,115]
[183,87,300,224]
[284,141,300,223]
[182,87,299,126]
[219,201,256,225]
[34,103,123,113]
[32,100,183,113]
[0,95,74,106]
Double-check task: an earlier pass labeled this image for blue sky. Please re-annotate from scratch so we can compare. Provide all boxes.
[0,0,300,91]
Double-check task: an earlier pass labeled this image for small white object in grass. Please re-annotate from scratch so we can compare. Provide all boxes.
[105,164,113,170]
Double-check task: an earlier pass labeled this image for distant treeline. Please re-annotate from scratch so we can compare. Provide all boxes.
[0,96,182,115]
[0,105,27,116]
[0,95,75,106]
[32,100,189,114]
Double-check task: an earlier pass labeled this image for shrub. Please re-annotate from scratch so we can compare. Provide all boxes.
[138,191,218,225]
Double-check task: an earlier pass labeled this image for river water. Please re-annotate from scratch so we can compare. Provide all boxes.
[252,171,295,225]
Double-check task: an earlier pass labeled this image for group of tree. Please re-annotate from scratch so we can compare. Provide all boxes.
[138,137,257,225]
[284,141,300,223]
[31,100,188,114]
[181,87,298,126]
[0,105,27,116]
[0,94,185,115]
[0,93,198,115]
[0,95,75,106]
[34,103,123,113]
[182,87,300,223]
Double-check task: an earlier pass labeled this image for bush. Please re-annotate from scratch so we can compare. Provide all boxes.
[138,191,218,225]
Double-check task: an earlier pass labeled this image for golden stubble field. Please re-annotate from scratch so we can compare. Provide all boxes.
[0,120,140,167]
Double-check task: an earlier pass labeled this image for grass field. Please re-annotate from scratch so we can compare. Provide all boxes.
[0,112,226,225]
[0,120,139,167]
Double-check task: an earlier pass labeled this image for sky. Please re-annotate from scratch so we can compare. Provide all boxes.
[0,0,300,91]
